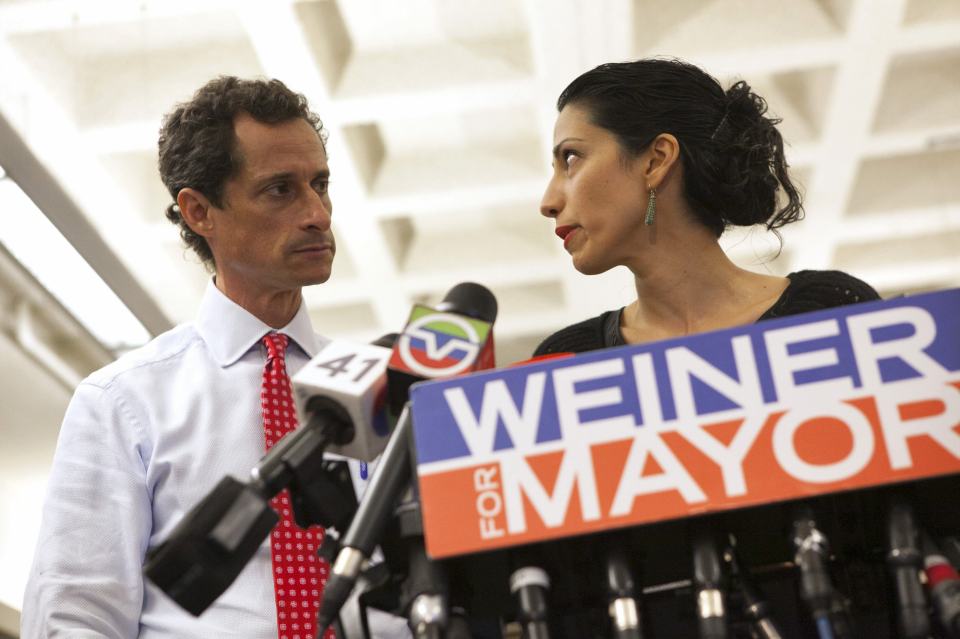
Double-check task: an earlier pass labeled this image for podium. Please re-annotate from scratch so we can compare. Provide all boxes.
[405,288,960,637]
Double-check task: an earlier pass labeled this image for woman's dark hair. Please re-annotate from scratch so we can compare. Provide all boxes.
[557,58,803,238]
[158,76,326,268]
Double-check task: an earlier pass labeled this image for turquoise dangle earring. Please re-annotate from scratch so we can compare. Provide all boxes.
[645,188,656,226]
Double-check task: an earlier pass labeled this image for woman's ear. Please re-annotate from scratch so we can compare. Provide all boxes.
[641,133,681,190]
[176,188,215,239]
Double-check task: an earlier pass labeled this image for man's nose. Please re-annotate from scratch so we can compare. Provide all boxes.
[303,190,332,230]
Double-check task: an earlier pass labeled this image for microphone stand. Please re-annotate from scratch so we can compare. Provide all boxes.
[692,533,728,639]
[396,485,455,639]
[606,550,642,639]
[319,405,415,630]
[320,404,474,638]
[510,566,552,639]
[886,500,930,639]
[405,538,449,638]
[725,534,783,639]
[791,506,853,639]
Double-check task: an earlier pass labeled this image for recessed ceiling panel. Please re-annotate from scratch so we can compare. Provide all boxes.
[846,148,960,215]
[634,0,847,57]
[345,106,543,198]
[9,12,262,129]
[903,0,960,25]
[873,48,960,134]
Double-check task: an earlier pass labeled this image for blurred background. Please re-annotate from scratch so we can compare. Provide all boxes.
[0,0,958,633]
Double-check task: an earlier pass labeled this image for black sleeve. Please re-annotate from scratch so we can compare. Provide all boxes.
[763,270,881,319]
[533,313,610,356]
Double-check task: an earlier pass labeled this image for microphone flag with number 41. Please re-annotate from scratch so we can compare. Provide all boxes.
[291,340,393,462]
[409,289,960,559]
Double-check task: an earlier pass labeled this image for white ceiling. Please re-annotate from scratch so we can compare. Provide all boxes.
[0,0,959,621]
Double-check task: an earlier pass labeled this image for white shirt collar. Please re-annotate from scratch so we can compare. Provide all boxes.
[195,279,322,367]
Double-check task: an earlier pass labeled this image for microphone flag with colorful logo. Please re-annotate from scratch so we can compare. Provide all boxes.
[388,298,495,414]
[409,289,960,558]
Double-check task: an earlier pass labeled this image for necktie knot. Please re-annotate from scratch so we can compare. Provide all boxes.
[262,333,290,363]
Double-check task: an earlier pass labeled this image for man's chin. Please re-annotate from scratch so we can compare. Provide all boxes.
[299,267,333,287]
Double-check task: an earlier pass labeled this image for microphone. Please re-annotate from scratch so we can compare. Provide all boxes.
[941,537,960,572]
[143,476,277,615]
[791,506,852,639]
[405,534,451,639]
[886,501,930,638]
[510,566,552,639]
[692,534,727,639]
[145,335,397,615]
[291,333,398,461]
[921,534,960,639]
[386,282,496,414]
[318,282,499,632]
[725,534,783,639]
[606,550,642,639]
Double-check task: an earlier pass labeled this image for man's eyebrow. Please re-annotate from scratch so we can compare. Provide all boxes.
[252,168,330,184]
[252,171,293,185]
[552,137,584,160]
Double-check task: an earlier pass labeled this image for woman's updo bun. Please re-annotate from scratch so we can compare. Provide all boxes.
[557,58,803,237]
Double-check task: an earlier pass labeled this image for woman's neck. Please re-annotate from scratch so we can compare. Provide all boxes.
[622,234,787,342]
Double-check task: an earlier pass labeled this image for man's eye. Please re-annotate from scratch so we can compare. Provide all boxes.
[266,183,290,196]
[313,180,330,195]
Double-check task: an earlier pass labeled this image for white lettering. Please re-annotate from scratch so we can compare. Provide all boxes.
[632,353,665,427]
[477,491,502,518]
[501,447,601,534]
[874,381,960,469]
[552,360,634,439]
[443,373,547,455]
[474,466,504,539]
[473,466,499,491]
[847,306,948,387]
[610,429,707,516]
[480,518,505,539]
[772,402,874,483]
[765,320,854,402]
[676,413,766,497]
[666,336,763,420]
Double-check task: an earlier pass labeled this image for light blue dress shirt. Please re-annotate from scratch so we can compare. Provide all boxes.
[22,282,409,638]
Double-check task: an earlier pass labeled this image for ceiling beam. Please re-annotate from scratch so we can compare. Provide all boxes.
[0,110,172,337]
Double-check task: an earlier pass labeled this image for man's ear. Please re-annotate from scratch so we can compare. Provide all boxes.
[176,188,215,239]
[642,133,681,190]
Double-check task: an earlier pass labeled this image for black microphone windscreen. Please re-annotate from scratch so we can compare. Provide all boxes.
[372,333,400,349]
[144,477,278,615]
[435,282,498,323]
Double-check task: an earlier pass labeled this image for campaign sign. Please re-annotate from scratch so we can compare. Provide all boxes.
[409,290,960,558]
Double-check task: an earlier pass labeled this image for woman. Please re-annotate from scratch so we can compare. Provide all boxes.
[534,58,879,356]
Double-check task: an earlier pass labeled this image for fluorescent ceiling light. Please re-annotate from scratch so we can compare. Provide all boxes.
[0,176,150,351]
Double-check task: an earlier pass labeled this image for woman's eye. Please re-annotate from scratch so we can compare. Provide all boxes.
[564,150,578,167]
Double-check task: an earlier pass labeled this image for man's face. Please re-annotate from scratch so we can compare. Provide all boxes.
[206,113,334,299]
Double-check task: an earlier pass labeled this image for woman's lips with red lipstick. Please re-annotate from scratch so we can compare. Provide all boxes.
[555,225,579,249]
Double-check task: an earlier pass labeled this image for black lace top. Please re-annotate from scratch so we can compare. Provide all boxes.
[533,270,881,356]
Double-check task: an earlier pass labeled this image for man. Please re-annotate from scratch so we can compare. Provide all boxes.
[22,77,408,638]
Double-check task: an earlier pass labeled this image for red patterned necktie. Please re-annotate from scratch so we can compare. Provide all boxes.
[261,333,335,639]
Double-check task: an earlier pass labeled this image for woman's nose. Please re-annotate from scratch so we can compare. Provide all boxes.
[540,177,562,218]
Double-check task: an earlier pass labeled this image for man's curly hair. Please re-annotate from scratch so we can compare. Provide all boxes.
[158,76,326,268]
